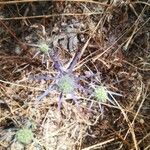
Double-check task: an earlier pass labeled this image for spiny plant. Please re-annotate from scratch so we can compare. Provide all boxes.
[57,74,75,94]
[26,25,55,64]
[29,26,122,112]
[38,42,49,53]
[94,85,108,103]
[36,50,82,110]
[90,84,122,113]
[16,128,33,145]
[37,72,80,110]
[27,40,54,63]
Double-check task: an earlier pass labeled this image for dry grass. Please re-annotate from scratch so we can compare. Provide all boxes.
[0,0,150,150]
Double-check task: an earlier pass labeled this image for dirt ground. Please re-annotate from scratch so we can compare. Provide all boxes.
[0,0,150,150]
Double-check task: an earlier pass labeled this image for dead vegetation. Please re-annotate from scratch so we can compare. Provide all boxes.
[0,0,150,150]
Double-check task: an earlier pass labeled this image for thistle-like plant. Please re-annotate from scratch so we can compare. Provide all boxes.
[16,128,33,145]
[27,40,54,64]
[94,86,108,103]
[57,74,75,94]
[39,42,49,53]
[89,84,122,114]
[37,72,79,110]
[26,25,55,64]
[36,50,82,110]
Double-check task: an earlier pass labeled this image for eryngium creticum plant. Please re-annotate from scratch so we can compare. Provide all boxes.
[16,128,33,145]
[88,83,122,115]
[36,50,82,110]
[25,25,55,65]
